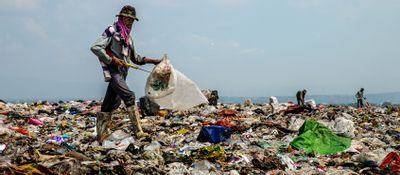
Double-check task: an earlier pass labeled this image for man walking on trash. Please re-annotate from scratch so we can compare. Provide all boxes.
[296,89,307,106]
[91,5,161,142]
[355,88,365,108]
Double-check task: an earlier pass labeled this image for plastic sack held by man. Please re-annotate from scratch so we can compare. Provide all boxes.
[145,55,208,111]
[90,5,161,142]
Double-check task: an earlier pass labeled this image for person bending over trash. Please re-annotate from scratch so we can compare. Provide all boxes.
[296,89,307,106]
[355,88,365,108]
[91,5,161,142]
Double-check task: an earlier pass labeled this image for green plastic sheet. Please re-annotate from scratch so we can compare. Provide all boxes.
[290,120,351,155]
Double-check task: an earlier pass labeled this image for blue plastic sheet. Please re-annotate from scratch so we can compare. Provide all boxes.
[197,125,231,143]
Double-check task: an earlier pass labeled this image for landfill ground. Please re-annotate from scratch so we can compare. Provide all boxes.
[1,100,400,175]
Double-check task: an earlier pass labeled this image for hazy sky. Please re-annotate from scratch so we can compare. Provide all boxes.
[0,0,399,101]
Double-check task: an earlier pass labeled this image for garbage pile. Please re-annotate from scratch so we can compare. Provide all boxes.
[1,99,400,174]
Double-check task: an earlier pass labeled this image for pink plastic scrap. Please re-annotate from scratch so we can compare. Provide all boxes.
[28,118,44,126]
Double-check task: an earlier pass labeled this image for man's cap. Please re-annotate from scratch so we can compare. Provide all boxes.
[117,5,139,21]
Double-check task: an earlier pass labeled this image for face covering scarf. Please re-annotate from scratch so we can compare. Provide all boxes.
[115,17,131,46]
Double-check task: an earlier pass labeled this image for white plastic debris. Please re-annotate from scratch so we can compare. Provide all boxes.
[305,99,317,109]
[165,162,190,175]
[102,130,135,150]
[279,154,296,171]
[269,96,288,114]
[0,144,6,154]
[289,117,305,131]
[328,117,355,138]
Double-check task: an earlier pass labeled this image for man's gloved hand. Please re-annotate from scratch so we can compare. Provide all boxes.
[111,57,124,66]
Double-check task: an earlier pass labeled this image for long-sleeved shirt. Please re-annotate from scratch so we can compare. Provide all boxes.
[355,91,364,100]
[91,24,145,79]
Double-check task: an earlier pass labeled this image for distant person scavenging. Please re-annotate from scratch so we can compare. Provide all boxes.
[355,88,365,108]
[91,5,161,143]
[296,89,307,106]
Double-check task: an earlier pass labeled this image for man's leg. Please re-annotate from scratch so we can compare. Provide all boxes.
[97,83,122,143]
[109,73,148,138]
[108,73,135,107]
[101,83,122,112]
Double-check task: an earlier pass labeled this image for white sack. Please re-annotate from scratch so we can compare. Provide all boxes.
[145,56,208,111]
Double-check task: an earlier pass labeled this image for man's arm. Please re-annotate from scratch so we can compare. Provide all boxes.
[143,57,161,65]
[90,35,113,64]
[130,43,161,65]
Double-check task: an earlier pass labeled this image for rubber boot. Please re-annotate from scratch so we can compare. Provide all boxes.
[96,112,112,143]
[127,105,149,138]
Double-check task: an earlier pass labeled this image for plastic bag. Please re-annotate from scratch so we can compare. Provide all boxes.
[305,99,317,109]
[290,120,351,155]
[146,55,176,98]
[102,130,135,150]
[190,160,217,175]
[279,155,296,171]
[199,145,225,160]
[145,54,208,111]
[166,162,190,175]
[28,118,43,126]
[154,57,173,79]
[269,96,288,114]
[139,96,160,116]
[328,117,355,138]
[197,125,231,143]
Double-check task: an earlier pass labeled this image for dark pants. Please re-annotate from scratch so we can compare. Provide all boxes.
[357,99,363,108]
[101,71,135,112]
[296,97,304,106]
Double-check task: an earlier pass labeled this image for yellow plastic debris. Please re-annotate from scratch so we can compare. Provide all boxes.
[61,120,68,128]
[199,145,225,160]
[177,128,189,135]
[158,110,168,117]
